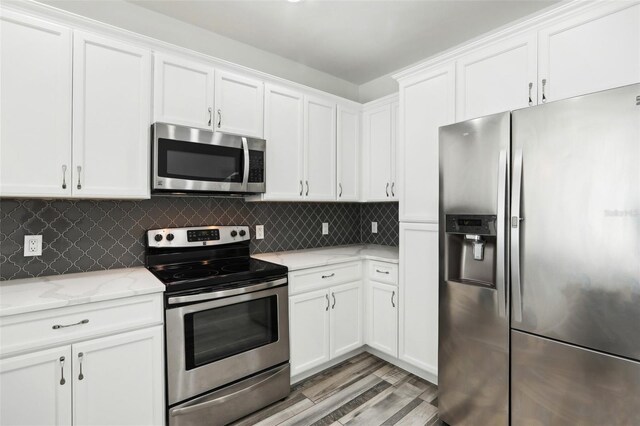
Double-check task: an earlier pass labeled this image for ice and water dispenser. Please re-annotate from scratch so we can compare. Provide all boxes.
[444,214,497,287]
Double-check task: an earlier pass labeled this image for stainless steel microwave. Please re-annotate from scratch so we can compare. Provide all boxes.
[152,123,266,195]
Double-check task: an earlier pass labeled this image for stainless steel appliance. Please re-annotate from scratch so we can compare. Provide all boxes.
[146,226,289,426]
[152,123,266,195]
[439,83,640,425]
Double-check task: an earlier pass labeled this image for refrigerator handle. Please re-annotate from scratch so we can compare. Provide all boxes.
[511,149,524,323]
[496,150,507,318]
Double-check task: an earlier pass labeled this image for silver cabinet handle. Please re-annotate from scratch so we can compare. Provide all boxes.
[391,291,396,308]
[208,107,212,126]
[332,292,336,309]
[322,273,335,279]
[375,269,389,274]
[339,183,343,198]
[391,182,395,197]
[76,166,82,190]
[305,181,309,196]
[511,149,524,322]
[52,319,89,330]
[62,165,67,189]
[59,356,66,385]
[217,109,222,128]
[325,294,329,311]
[385,182,389,197]
[299,180,303,196]
[541,79,547,103]
[78,352,84,380]
[496,150,507,318]
[528,82,533,106]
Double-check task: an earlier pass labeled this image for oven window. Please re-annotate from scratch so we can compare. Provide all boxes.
[184,296,279,369]
[158,138,244,182]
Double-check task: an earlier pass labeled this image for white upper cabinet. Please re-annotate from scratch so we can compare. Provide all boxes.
[362,102,394,202]
[263,84,305,201]
[398,64,455,223]
[539,2,640,103]
[336,106,360,201]
[73,31,151,199]
[0,11,72,198]
[304,96,336,201]
[153,53,214,129]
[456,33,537,120]
[390,102,399,201]
[214,70,264,138]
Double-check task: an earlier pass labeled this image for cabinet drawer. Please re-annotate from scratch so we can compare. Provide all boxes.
[0,294,163,357]
[289,262,362,295]
[369,261,398,285]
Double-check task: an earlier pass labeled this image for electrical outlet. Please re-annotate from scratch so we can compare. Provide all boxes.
[24,235,42,256]
[322,222,329,235]
[255,225,264,240]
[371,222,378,233]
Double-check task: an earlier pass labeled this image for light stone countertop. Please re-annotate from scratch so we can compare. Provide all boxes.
[253,244,399,271]
[0,267,164,317]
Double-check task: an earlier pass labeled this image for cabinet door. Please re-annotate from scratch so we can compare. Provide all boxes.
[214,70,264,138]
[539,2,640,102]
[336,106,360,201]
[456,33,537,120]
[329,281,363,358]
[289,289,330,376]
[73,32,151,199]
[263,84,305,201]
[0,345,72,426]
[154,53,214,129]
[366,281,398,357]
[390,102,399,200]
[399,223,438,375]
[0,11,72,198]
[362,104,392,201]
[398,64,455,222]
[72,326,164,426]
[304,96,336,201]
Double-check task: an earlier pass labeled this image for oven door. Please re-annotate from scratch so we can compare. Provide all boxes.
[165,283,289,405]
[152,122,265,194]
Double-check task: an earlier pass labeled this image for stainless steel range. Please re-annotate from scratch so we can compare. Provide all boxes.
[146,225,290,426]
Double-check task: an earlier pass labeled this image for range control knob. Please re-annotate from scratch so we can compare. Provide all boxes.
[239,230,246,237]
[166,233,174,241]
[230,230,238,237]
[154,234,163,242]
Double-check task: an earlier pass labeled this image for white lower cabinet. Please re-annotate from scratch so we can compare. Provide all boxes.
[366,281,398,357]
[329,282,363,358]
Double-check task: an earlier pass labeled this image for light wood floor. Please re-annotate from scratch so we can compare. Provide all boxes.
[232,352,442,426]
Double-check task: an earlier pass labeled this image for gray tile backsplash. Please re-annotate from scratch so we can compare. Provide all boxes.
[0,198,398,281]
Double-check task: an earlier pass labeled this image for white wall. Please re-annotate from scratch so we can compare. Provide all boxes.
[31,0,361,102]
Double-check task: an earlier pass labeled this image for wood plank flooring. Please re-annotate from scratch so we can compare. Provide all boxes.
[232,353,442,426]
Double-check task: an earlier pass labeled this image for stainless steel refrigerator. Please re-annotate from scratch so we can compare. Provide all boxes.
[438,83,640,425]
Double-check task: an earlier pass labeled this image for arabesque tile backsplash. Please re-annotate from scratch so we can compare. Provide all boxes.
[0,198,398,281]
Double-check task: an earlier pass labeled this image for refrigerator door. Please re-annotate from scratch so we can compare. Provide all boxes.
[511,84,640,360]
[439,112,510,425]
[512,330,640,425]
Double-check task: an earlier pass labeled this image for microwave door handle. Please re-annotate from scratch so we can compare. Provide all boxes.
[241,137,250,190]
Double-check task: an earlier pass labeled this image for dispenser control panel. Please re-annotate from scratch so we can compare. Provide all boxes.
[445,214,497,236]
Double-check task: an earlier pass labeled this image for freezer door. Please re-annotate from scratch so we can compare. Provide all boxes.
[512,330,640,425]
[511,84,640,360]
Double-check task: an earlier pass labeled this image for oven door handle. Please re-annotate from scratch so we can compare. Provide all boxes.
[167,277,288,305]
[241,136,250,191]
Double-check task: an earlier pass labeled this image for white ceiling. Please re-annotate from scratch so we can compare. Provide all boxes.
[129,0,560,85]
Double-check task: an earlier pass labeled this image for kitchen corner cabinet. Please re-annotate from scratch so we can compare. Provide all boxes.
[304,96,337,201]
[73,31,151,199]
[214,70,264,138]
[456,33,537,121]
[398,64,455,222]
[366,281,398,357]
[362,100,398,202]
[153,53,214,130]
[0,11,72,198]
[538,2,640,103]
[399,223,439,376]
[336,106,360,201]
